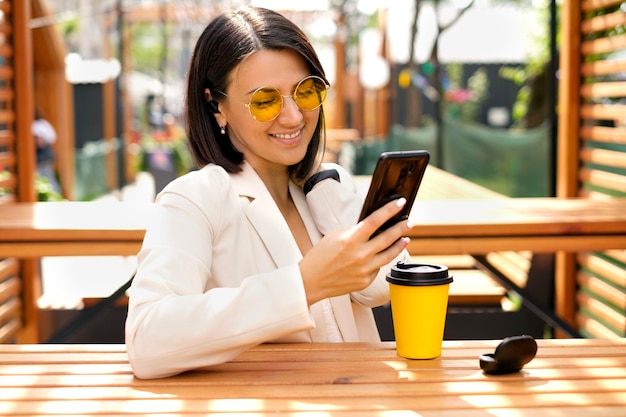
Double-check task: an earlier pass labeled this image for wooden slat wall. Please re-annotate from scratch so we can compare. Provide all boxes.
[0,0,76,343]
[0,258,21,342]
[0,0,28,343]
[0,0,17,203]
[1,0,50,343]
[557,0,626,337]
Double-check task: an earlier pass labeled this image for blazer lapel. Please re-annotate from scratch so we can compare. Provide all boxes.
[231,162,301,267]
[246,191,302,267]
[231,162,360,342]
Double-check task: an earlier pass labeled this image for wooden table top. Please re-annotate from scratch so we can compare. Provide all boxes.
[1,339,624,416]
[0,201,153,242]
[1,198,623,239]
[405,197,626,254]
[354,168,626,254]
[0,201,154,257]
[0,197,625,258]
[0,164,625,257]
[410,197,626,236]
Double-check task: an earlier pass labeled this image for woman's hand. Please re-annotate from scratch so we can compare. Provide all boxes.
[298,197,411,306]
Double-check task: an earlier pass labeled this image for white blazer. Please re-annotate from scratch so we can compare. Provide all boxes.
[125,161,408,379]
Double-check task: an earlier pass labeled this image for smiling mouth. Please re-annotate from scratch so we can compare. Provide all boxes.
[271,129,301,140]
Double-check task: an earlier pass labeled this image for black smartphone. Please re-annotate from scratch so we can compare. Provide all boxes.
[358,150,430,237]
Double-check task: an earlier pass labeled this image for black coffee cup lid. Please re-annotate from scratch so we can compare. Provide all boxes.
[386,262,453,286]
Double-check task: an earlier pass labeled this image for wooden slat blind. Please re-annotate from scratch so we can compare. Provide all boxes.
[578,0,626,193]
[0,258,21,343]
[573,0,626,338]
[0,0,16,203]
[4,0,76,343]
[0,0,31,343]
[0,0,19,341]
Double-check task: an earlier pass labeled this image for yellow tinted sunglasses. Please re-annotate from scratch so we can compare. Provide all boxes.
[219,75,329,122]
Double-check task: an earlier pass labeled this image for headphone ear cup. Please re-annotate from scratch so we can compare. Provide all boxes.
[208,100,220,114]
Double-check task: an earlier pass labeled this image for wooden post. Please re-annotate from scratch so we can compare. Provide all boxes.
[333,12,346,129]
[119,5,135,183]
[14,0,41,343]
[377,8,390,139]
[103,13,119,191]
[14,0,36,203]
[556,1,582,198]
[31,0,76,201]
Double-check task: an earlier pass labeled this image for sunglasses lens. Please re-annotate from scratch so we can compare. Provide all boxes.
[247,76,329,121]
[249,88,283,121]
[295,76,328,110]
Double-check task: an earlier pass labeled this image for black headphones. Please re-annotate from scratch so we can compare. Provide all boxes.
[208,100,220,114]
[204,88,220,114]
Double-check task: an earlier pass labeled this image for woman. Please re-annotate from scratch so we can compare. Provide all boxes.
[125,5,412,379]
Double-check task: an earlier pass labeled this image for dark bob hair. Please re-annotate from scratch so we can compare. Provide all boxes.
[185,5,328,181]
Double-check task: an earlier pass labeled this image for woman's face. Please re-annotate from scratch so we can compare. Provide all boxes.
[214,49,321,176]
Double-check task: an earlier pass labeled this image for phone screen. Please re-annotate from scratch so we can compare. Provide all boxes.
[358,150,429,237]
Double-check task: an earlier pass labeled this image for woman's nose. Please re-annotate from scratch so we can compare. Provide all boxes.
[277,96,303,124]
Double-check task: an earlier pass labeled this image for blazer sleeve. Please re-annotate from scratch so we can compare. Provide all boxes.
[304,163,409,308]
[125,169,315,379]
[304,163,364,234]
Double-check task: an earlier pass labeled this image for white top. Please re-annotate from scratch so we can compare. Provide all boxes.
[32,118,57,144]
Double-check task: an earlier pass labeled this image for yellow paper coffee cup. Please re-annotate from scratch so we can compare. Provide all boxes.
[386,263,453,359]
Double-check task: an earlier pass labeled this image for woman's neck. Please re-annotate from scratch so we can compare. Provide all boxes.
[253,164,291,206]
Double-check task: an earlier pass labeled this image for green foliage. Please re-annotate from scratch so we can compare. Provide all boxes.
[445,64,489,123]
[36,176,64,202]
[447,63,463,90]
[498,2,553,128]
[131,23,169,73]
[136,133,194,177]
[0,170,62,201]
[511,85,530,123]
[501,65,534,126]
[463,68,489,121]
[0,169,9,199]
[499,66,527,85]
[57,16,80,38]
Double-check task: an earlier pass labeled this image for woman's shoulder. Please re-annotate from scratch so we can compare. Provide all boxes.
[158,164,233,202]
[321,162,356,188]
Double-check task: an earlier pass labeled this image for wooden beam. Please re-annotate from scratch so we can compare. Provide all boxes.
[556,1,582,199]
[102,14,118,192]
[14,0,35,202]
[555,0,582,334]
[31,0,75,200]
[13,0,41,344]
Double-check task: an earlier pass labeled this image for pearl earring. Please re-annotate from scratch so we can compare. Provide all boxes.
[220,126,226,135]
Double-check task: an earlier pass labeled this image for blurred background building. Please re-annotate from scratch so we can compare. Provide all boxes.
[35,0,555,200]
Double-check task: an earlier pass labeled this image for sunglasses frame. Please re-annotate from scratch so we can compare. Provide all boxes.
[217,75,330,122]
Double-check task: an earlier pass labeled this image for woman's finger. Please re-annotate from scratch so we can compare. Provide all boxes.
[356,197,407,239]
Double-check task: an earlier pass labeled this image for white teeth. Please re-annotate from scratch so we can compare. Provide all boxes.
[273,130,300,139]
